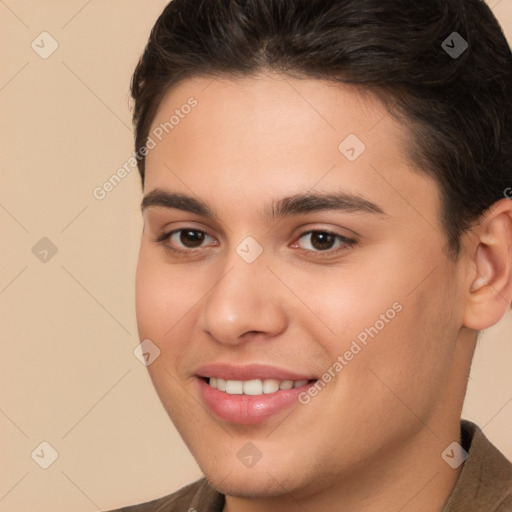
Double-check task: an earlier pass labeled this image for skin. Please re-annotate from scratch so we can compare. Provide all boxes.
[135,72,512,512]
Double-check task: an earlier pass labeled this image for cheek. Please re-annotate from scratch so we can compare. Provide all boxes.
[135,247,202,341]
[296,251,456,401]
[135,256,168,340]
[348,280,457,421]
[134,251,200,415]
[282,257,407,354]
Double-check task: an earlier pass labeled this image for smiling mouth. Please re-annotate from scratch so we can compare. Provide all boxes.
[203,377,317,395]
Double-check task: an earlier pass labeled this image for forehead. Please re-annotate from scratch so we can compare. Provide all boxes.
[144,73,441,227]
[147,73,407,174]
[149,72,391,149]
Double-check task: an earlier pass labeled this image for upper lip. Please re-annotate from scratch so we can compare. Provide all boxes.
[195,363,317,381]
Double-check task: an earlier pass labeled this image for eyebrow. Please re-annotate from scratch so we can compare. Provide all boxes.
[141,188,385,218]
[267,191,385,218]
[141,189,213,216]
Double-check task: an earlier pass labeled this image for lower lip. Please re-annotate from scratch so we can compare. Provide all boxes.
[198,378,315,425]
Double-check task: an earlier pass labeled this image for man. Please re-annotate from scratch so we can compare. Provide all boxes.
[108,0,512,510]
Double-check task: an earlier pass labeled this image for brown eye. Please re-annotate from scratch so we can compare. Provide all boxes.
[179,229,206,248]
[295,230,354,253]
[309,232,336,250]
[158,228,216,252]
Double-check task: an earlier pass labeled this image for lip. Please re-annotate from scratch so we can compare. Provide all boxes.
[195,363,318,425]
[197,377,316,425]
[195,362,316,381]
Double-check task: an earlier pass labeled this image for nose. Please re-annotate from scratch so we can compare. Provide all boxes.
[198,259,288,346]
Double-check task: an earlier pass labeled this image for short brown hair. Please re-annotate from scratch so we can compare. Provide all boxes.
[131,0,512,257]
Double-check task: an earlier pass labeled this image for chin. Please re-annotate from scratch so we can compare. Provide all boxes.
[203,470,296,499]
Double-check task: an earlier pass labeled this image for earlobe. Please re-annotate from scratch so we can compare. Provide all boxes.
[463,199,512,330]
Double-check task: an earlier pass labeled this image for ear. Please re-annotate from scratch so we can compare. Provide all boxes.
[463,197,512,330]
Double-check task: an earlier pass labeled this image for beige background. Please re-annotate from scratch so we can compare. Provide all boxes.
[0,1,511,511]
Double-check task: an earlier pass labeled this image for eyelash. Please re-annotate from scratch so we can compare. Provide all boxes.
[154,229,217,255]
[154,228,356,257]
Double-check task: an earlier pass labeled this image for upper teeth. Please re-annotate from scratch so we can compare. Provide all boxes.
[208,378,310,395]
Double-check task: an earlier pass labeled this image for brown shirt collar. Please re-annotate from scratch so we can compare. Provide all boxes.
[442,420,512,511]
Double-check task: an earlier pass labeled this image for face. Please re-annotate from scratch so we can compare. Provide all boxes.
[135,73,471,500]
